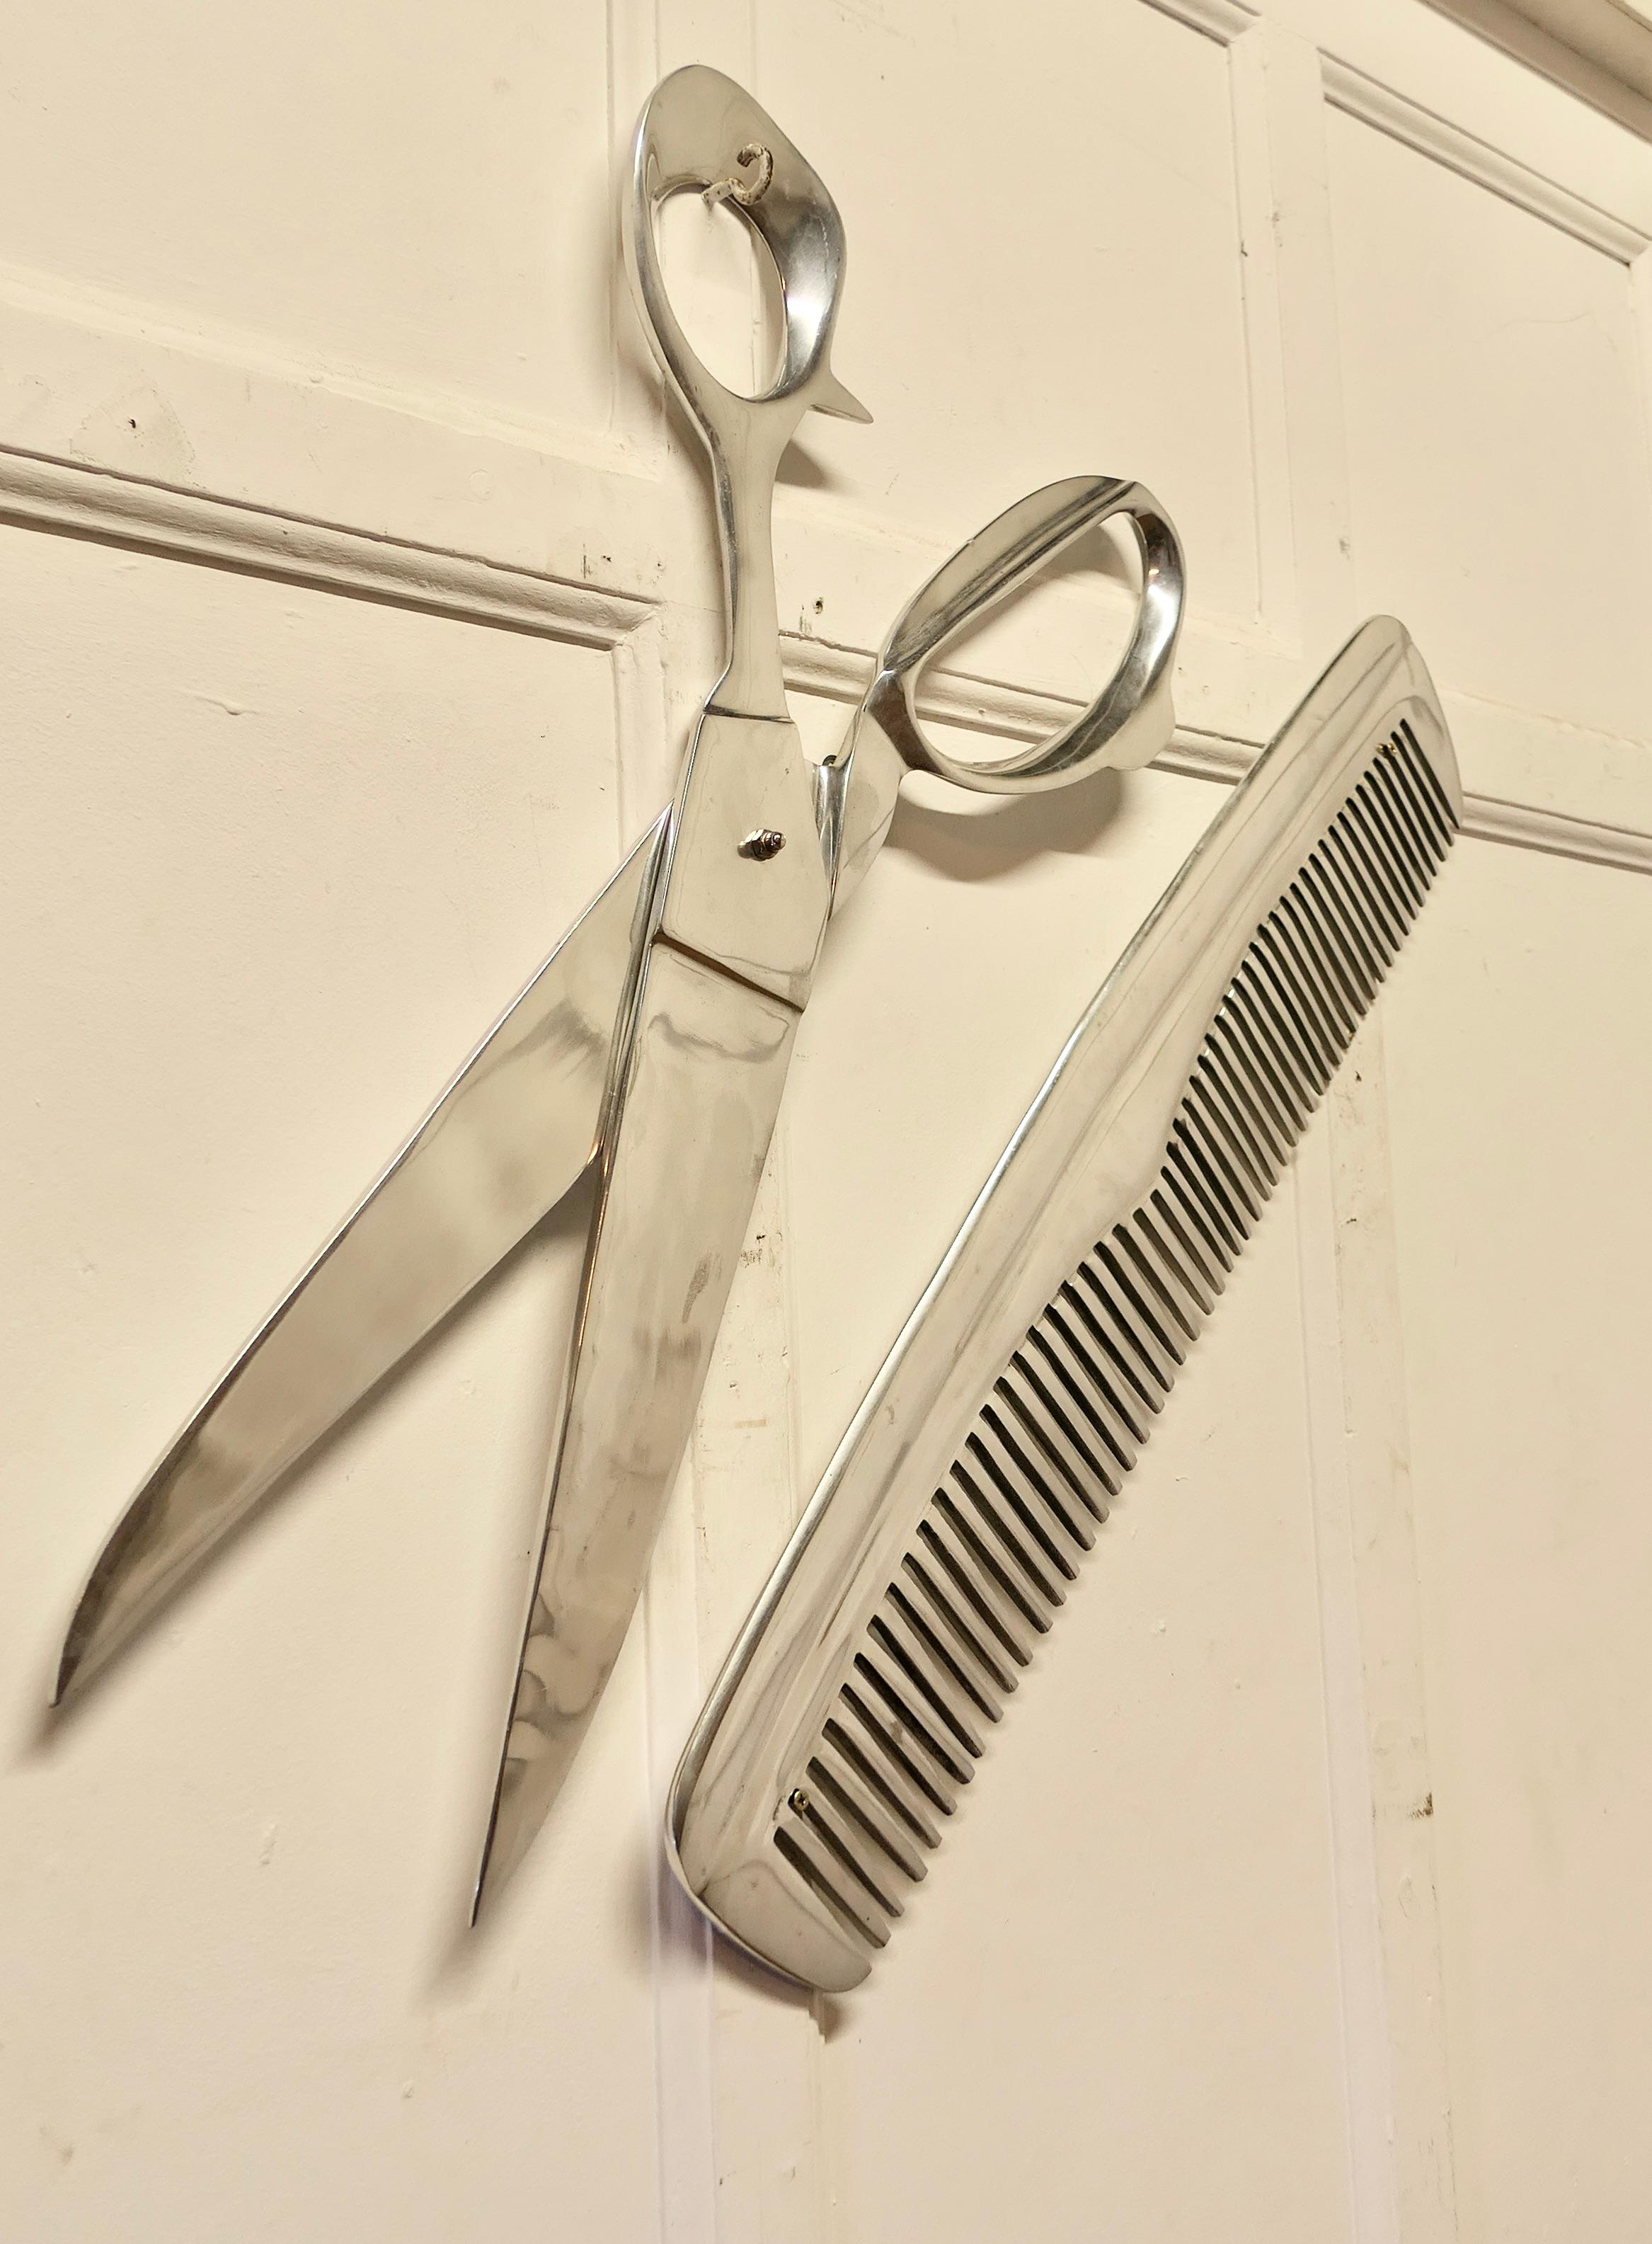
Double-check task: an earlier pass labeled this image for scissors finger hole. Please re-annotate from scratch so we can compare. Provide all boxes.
[652,189,786,402]
[911,517,1142,743]
[864,479,1184,794]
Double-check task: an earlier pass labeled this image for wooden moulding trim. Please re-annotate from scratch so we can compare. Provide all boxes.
[0,442,654,648]
[1139,0,1259,48]
[4,442,1649,875]
[1321,52,1652,260]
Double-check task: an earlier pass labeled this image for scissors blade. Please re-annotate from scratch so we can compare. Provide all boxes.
[55,813,670,1707]
[474,930,800,1912]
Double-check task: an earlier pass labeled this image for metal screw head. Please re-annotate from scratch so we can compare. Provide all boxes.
[788,1787,810,1815]
[739,828,786,861]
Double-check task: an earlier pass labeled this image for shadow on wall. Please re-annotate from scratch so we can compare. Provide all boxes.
[886,762,1128,886]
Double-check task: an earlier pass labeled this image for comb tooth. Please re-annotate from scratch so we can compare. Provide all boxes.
[1115,1216,1208,1340]
[919,1507,1037,1666]
[1234,955,1328,1099]
[1132,1203,1216,1320]
[1298,859,1377,1004]
[1029,1312,1143,1462]
[1366,757,1441,887]
[880,1579,992,1732]
[853,1646,973,1789]
[1268,903,1356,1051]
[1091,1239,1186,1372]
[1253,922,1340,1072]
[1158,1147,1238,1275]
[1358,802,1427,932]
[1352,777,1426,911]
[1259,913,1346,1068]
[1283,874,1366,1023]
[1396,722,1459,842]
[1376,769,1445,892]
[1163,1132,1245,1269]
[931,1487,1050,1639]
[1148,1186,1226,1301]
[1181,1094,1266,1238]
[1227,964,1319,1112]
[1043,1295,1152,1440]
[1278,884,1361,1036]
[824,1707,943,1845]
[888,1588,1005,1741]
[1328,815,1407,954]
[1248,906,1355,1072]
[1068,1261,1176,1397]
[808,1744,930,1884]
[773,1820,890,1952]
[1200,1028,1290,1172]
[1312,843,1388,984]
[1250,932,1337,1084]
[1210,1000,1301,1140]
[901,1548,1017,1698]
[1369,744,1442,870]
[1084,1249,1185,1402]
[1058,1274,1171,1402]
[1169,1116,1254,1254]
[994,1367,1113,1523]
[792,1771,907,1919]
[970,1416,1090,1571]
[1255,941,1338,1092]
[1318,822,1395,969]
[868,1607,985,1760]
[1184,1070,1268,1214]
[838,1678,958,1816]
[951,1459,1067,1610]
[886,1577,1003,1722]
[1332,799,1411,934]
[998,1358,1116,1514]
[1303,852,1380,1000]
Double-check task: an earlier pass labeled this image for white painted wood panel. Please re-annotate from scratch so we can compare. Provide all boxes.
[0,1,616,430]
[1327,107,1652,741]
[1383,837,1652,2244]
[762,0,1262,629]
[0,530,659,2241]
[1,1,1650,2238]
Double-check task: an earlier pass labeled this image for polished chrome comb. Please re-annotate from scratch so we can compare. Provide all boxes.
[670,617,1462,1992]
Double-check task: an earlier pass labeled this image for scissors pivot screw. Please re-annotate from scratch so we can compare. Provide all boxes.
[738,828,786,861]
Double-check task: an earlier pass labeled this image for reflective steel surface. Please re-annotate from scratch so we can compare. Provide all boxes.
[477,943,798,1907]
[668,619,1464,1993]
[469,64,867,1904]
[830,474,1185,912]
[54,818,667,1705]
[54,64,1190,1921]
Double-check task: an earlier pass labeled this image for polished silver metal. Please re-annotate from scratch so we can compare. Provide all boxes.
[52,65,1186,1921]
[626,64,869,723]
[830,474,1186,911]
[53,818,668,1705]
[668,617,1464,1994]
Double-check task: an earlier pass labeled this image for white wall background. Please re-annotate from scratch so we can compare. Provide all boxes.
[3,2,1651,2239]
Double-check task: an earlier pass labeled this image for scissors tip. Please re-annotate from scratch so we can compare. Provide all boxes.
[51,1611,97,1709]
[469,1838,510,1928]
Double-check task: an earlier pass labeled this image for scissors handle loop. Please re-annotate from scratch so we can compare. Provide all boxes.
[626,67,869,719]
[861,476,1184,793]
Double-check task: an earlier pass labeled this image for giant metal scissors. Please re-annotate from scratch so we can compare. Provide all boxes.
[52,66,1186,1914]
